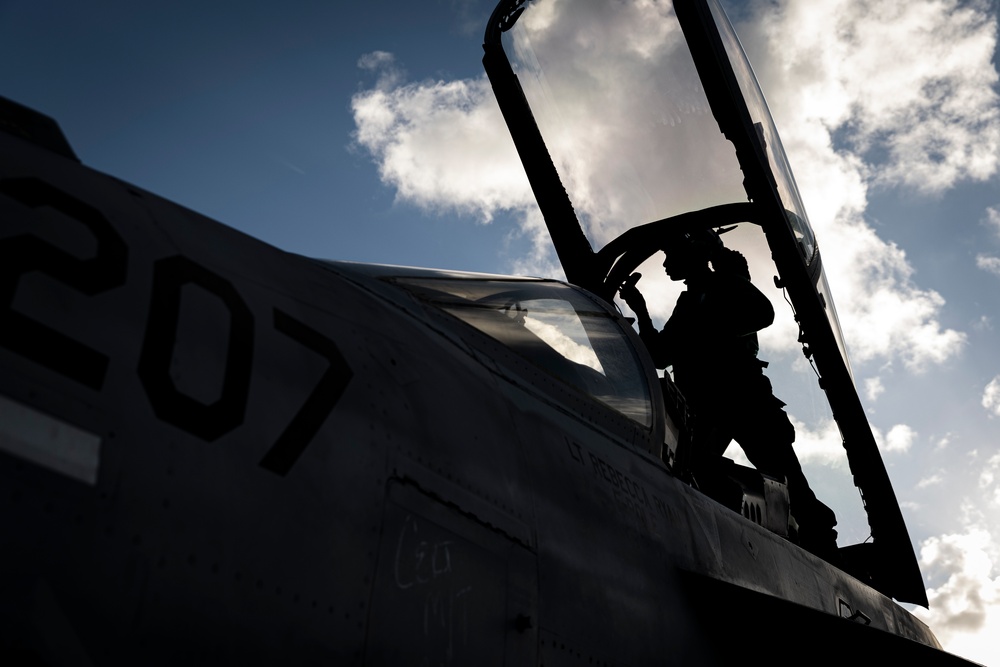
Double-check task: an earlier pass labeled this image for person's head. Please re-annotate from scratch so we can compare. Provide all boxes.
[661,229,720,281]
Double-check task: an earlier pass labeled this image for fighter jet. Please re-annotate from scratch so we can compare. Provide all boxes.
[0,0,979,664]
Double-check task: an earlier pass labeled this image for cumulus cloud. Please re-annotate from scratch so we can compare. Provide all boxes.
[716,407,851,470]
[869,422,917,455]
[980,453,1000,506]
[935,433,953,450]
[884,423,917,453]
[864,377,884,401]
[915,521,1000,665]
[350,0,995,373]
[790,416,847,467]
[816,222,965,371]
[747,0,1000,194]
[985,205,1000,238]
[737,0,991,370]
[917,473,944,489]
[351,52,535,224]
[983,376,1000,418]
[976,254,1000,276]
[722,441,752,468]
[358,50,397,73]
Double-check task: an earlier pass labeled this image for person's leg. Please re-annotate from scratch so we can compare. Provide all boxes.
[730,402,839,559]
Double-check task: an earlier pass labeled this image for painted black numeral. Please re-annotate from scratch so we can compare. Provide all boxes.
[1,178,352,464]
[0,178,128,389]
[138,256,254,442]
[259,308,353,476]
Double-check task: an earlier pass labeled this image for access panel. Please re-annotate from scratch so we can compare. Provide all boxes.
[365,480,537,666]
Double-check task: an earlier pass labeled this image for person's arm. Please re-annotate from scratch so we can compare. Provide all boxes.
[619,274,669,367]
[703,275,774,336]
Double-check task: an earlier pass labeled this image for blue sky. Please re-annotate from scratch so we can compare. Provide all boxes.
[3,0,1000,663]
[1,0,515,270]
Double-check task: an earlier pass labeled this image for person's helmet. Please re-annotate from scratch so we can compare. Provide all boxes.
[661,227,723,262]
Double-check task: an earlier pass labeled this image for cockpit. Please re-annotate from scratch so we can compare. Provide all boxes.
[477,0,927,605]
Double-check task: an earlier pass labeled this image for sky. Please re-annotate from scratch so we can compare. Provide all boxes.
[2,0,999,663]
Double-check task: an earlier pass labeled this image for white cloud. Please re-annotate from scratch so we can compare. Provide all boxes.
[814,218,965,371]
[748,0,1000,194]
[722,441,752,468]
[358,50,395,72]
[915,522,1000,666]
[980,453,1000,506]
[977,254,1000,277]
[917,473,944,489]
[737,0,990,371]
[980,453,1000,487]
[884,423,917,453]
[790,416,847,467]
[869,422,917,454]
[864,377,884,401]
[982,376,1000,418]
[983,205,1000,238]
[724,414,849,469]
[351,54,535,225]
[935,433,953,450]
[350,0,994,374]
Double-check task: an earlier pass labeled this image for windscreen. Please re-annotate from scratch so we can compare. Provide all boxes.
[398,278,653,426]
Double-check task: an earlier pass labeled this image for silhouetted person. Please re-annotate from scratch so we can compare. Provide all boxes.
[619,229,837,557]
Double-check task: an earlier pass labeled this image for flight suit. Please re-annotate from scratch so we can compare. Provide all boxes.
[642,271,837,555]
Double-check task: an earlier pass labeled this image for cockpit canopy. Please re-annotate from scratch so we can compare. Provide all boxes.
[482,0,926,605]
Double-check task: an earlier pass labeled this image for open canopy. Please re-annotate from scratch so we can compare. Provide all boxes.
[483,0,926,606]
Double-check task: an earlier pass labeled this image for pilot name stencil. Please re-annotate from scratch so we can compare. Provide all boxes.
[566,438,668,536]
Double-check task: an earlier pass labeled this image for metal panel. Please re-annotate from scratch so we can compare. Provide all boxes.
[365,481,537,666]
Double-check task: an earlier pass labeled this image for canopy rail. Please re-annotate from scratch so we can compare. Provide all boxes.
[591,202,762,303]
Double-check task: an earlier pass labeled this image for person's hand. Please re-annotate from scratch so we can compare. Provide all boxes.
[618,273,646,313]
